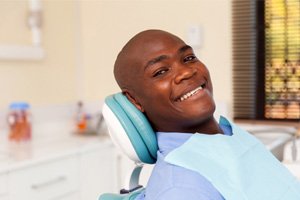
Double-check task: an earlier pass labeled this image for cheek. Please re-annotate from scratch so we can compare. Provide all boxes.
[200,67,213,92]
[156,81,171,93]
[140,81,172,113]
[145,80,171,97]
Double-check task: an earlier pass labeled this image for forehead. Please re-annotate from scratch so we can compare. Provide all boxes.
[127,32,186,66]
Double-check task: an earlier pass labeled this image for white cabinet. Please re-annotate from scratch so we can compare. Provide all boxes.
[0,137,121,200]
[9,156,80,200]
[0,103,123,200]
[55,192,80,200]
[79,145,117,200]
[0,173,8,200]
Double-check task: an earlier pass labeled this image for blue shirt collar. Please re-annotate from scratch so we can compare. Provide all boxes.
[156,116,233,156]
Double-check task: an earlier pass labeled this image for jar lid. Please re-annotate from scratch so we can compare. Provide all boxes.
[9,102,30,110]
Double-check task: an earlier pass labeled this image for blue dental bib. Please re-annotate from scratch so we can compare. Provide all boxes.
[165,117,300,200]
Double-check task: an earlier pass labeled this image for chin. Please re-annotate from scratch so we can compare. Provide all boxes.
[184,105,214,122]
[196,102,216,120]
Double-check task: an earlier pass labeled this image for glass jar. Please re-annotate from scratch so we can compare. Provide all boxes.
[7,102,32,141]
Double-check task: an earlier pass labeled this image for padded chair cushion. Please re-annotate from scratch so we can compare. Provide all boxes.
[103,93,158,164]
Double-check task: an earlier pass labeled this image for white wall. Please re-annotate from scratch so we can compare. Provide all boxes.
[0,0,77,108]
[79,0,232,106]
[0,0,232,113]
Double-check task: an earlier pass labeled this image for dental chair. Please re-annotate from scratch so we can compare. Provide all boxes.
[99,93,158,200]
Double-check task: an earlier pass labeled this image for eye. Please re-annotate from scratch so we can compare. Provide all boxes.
[153,68,169,77]
[183,55,197,63]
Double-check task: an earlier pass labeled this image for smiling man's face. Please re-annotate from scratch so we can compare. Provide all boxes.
[115,30,216,133]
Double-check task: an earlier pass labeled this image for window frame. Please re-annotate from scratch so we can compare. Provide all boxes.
[232,0,299,123]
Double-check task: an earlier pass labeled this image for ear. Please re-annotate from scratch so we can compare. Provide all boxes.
[122,90,145,112]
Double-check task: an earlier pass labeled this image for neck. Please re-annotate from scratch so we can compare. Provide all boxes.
[155,116,224,135]
[187,117,223,135]
[195,117,224,135]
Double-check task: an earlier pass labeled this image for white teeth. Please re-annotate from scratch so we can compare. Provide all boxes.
[179,85,203,102]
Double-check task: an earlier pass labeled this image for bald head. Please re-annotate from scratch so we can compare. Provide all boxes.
[112,29,218,133]
[114,29,184,92]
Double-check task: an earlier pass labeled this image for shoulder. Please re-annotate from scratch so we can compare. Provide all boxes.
[144,152,224,200]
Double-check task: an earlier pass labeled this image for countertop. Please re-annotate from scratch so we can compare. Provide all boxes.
[0,130,112,173]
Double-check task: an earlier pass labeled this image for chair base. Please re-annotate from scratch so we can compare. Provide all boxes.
[99,188,145,200]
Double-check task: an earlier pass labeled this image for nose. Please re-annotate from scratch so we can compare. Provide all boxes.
[174,64,197,84]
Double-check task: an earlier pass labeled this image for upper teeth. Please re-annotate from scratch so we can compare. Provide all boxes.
[179,85,203,102]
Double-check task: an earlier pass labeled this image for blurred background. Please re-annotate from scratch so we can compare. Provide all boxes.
[0,0,299,200]
[0,0,232,109]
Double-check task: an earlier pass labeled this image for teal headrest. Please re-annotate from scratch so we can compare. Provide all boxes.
[103,93,158,164]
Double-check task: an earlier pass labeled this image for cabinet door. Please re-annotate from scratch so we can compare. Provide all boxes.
[55,192,80,200]
[9,156,79,200]
[79,145,117,200]
[0,196,9,200]
[0,172,8,199]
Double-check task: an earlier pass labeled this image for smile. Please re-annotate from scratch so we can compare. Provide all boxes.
[177,83,206,102]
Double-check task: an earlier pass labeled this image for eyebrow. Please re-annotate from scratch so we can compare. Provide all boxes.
[178,45,192,54]
[144,55,169,71]
[144,45,193,71]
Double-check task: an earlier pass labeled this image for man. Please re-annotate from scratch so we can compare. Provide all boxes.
[113,30,300,200]
[114,29,227,199]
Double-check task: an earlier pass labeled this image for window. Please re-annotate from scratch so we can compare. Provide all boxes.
[232,0,299,121]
